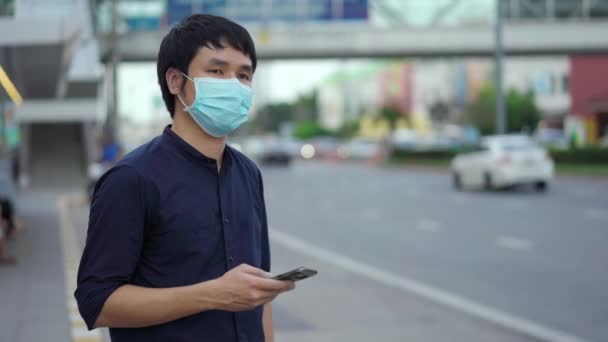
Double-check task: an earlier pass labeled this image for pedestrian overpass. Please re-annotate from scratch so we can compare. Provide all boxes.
[102,20,608,61]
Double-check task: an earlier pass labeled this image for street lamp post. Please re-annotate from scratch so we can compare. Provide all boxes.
[495,0,506,134]
[107,0,120,139]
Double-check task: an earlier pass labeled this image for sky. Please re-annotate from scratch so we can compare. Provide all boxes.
[119,60,344,122]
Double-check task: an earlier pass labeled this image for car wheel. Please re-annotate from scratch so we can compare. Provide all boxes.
[453,172,462,191]
[534,181,547,192]
[483,172,493,191]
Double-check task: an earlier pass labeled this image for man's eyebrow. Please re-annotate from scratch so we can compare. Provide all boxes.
[240,64,253,73]
[207,58,252,73]
[207,57,230,66]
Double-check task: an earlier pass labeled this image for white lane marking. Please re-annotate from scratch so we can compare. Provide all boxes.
[270,229,587,342]
[415,219,441,232]
[67,299,79,311]
[496,236,534,252]
[583,208,608,221]
[72,326,101,338]
[69,312,83,322]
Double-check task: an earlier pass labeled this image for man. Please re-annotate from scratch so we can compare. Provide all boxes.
[75,14,294,342]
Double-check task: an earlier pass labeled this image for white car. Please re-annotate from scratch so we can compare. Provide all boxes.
[451,135,554,191]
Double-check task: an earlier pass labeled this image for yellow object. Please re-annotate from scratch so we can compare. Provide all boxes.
[0,65,23,106]
[359,115,390,139]
[585,116,598,145]
[411,112,432,134]
[258,29,271,45]
[396,118,409,129]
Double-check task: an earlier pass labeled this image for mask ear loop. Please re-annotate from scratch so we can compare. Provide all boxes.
[177,73,194,110]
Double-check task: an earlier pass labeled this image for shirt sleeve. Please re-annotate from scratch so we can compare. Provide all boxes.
[258,169,271,273]
[74,165,149,330]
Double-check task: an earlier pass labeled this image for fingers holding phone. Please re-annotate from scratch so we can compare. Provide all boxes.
[210,264,294,312]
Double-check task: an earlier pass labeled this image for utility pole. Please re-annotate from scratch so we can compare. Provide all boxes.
[107,0,120,139]
[495,0,506,134]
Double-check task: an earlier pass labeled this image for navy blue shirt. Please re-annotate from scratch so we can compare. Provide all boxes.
[75,126,271,342]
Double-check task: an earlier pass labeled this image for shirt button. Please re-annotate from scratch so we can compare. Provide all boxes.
[228,256,234,263]
[224,217,230,224]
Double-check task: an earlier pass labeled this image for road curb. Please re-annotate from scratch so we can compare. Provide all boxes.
[57,194,102,342]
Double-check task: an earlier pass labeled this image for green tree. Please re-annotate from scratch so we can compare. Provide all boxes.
[293,91,319,122]
[255,102,294,133]
[293,121,332,140]
[464,84,496,135]
[464,84,540,135]
[251,91,319,134]
[336,120,360,138]
[506,89,540,134]
[379,105,404,131]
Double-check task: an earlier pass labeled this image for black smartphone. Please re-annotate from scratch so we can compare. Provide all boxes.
[272,267,318,282]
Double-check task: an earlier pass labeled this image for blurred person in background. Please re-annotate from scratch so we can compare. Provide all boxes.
[100,131,123,167]
[87,131,124,198]
[75,14,294,342]
[0,197,18,265]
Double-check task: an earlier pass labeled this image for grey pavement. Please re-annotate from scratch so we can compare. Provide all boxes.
[0,190,71,342]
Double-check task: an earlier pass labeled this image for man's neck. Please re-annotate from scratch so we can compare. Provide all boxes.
[171,110,227,169]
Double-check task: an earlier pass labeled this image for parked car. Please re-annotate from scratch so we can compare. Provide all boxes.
[306,137,341,160]
[235,136,294,167]
[338,138,382,160]
[391,129,418,151]
[259,139,293,166]
[534,128,568,150]
[599,134,608,148]
[451,134,554,191]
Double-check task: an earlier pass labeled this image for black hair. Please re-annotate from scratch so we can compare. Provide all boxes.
[157,14,257,117]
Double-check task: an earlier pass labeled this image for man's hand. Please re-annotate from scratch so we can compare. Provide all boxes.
[209,264,294,312]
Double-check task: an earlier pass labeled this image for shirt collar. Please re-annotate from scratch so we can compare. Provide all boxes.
[161,125,233,170]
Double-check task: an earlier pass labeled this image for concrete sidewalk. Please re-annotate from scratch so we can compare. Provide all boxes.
[0,191,71,342]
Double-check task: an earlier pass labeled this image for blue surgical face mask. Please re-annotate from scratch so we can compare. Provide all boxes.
[177,74,253,138]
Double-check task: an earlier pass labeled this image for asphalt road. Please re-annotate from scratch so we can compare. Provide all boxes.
[262,161,608,342]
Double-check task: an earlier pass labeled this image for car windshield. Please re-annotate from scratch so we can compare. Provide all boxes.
[498,138,538,151]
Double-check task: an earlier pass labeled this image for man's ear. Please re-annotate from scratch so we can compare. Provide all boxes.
[166,67,185,95]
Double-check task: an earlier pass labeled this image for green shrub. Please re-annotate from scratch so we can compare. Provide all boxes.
[293,121,333,140]
[550,147,608,165]
[391,149,457,162]
[391,147,608,166]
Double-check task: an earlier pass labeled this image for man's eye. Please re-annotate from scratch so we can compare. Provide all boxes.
[238,74,250,80]
[208,69,220,74]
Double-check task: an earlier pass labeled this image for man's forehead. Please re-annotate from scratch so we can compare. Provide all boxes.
[197,43,252,67]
